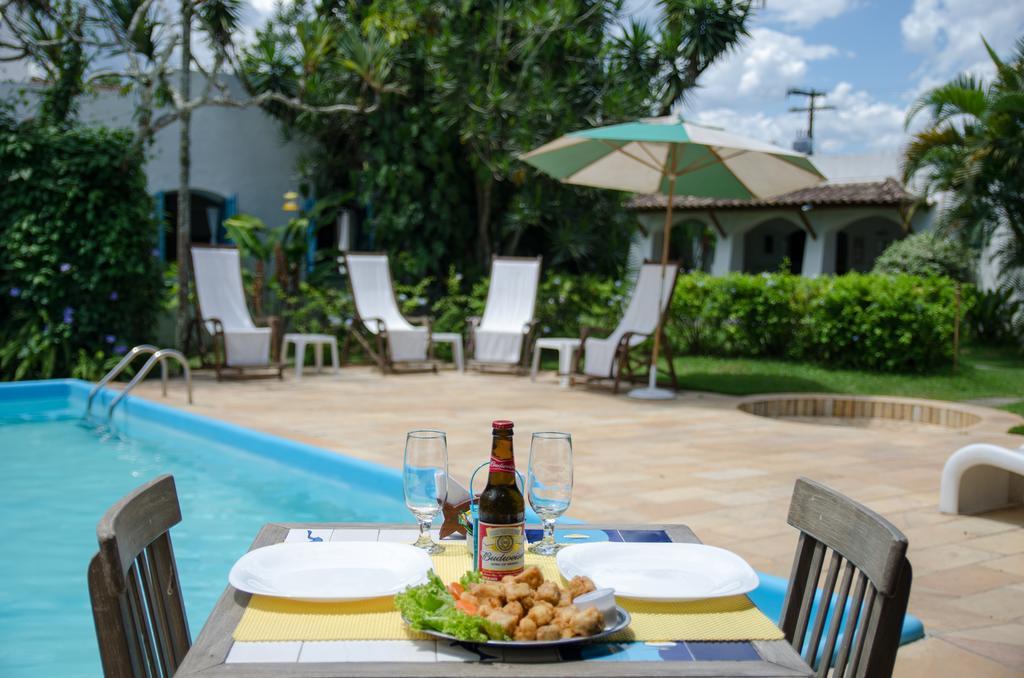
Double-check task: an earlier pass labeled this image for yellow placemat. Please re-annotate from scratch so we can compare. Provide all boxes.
[232,544,783,642]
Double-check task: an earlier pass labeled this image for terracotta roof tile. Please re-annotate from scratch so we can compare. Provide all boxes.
[627,178,916,211]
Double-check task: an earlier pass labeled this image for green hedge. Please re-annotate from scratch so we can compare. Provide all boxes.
[667,272,965,372]
[284,266,963,374]
[0,116,161,380]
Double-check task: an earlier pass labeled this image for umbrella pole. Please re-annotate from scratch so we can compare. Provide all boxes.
[629,154,676,400]
[647,178,674,388]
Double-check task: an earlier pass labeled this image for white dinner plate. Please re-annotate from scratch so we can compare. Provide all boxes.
[556,542,759,602]
[228,541,433,602]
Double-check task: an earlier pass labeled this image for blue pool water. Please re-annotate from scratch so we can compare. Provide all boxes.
[0,380,409,678]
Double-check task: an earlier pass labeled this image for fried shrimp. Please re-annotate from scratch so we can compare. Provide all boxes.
[452,569,605,641]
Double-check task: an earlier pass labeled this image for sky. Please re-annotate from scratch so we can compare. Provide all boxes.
[621,0,1024,155]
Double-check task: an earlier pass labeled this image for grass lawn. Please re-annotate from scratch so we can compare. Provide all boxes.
[665,345,1024,403]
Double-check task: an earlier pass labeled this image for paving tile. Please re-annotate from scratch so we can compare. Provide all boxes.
[983,554,1024,578]
[948,585,1024,623]
[915,563,1023,597]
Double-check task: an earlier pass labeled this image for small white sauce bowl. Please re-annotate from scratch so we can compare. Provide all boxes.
[573,588,617,619]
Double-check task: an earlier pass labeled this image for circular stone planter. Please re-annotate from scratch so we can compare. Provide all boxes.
[737,394,985,432]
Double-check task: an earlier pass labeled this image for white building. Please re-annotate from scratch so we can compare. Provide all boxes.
[628,152,938,277]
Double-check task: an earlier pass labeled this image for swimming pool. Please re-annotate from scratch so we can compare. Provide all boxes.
[0,380,410,678]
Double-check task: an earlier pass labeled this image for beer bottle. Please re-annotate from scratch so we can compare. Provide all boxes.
[476,420,525,580]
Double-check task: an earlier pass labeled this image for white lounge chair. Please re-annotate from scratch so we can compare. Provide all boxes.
[939,442,1024,515]
[343,253,436,373]
[190,246,282,380]
[467,256,542,371]
[572,261,680,393]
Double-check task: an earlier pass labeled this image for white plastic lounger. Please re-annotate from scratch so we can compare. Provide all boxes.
[468,256,542,370]
[191,246,281,380]
[343,253,435,372]
[939,442,1024,515]
[573,261,680,393]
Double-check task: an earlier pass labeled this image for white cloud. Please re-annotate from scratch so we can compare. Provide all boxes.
[764,0,858,29]
[694,28,838,105]
[901,0,1024,92]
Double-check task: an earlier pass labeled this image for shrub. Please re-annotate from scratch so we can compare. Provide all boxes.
[0,117,161,380]
[669,272,965,372]
[967,287,1023,347]
[801,274,962,372]
[872,232,975,282]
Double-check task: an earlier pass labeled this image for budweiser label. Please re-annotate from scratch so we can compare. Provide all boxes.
[476,521,525,580]
[488,455,516,474]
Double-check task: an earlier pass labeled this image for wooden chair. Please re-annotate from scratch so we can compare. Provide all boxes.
[781,477,912,678]
[188,245,283,381]
[571,261,680,393]
[88,475,191,678]
[340,252,438,373]
[466,255,542,374]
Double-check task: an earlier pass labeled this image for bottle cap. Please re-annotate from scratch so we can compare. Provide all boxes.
[491,420,514,430]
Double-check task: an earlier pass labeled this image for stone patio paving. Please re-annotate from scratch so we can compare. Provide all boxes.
[130,367,1024,676]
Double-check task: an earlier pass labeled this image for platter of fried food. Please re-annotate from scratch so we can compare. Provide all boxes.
[395,565,630,646]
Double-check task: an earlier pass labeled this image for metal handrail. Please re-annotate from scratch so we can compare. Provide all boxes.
[85,344,159,416]
[107,349,193,421]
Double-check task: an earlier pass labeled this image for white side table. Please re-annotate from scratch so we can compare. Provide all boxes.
[430,332,464,372]
[531,337,581,387]
[282,333,340,381]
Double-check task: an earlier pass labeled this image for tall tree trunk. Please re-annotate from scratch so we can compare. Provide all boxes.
[175,0,193,351]
[474,174,493,267]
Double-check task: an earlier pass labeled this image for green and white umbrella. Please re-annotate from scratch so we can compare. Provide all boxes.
[520,116,824,399]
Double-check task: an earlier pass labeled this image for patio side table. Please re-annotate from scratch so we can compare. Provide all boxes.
[531,337,581,387]
[175,522,812,678]
[282,333,340,381]
[430,332,465,372]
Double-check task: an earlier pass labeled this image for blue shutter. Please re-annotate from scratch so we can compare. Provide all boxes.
[304,197,316,274]
[153,191,166,262]
[221,193,238,244]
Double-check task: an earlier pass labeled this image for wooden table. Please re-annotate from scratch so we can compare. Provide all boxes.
[175,523,812,677]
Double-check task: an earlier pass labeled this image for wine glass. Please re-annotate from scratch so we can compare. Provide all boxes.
[527,432,573,555]
[403,429,448,554]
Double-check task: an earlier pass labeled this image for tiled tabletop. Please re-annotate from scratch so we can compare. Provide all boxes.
[175,523,813,677]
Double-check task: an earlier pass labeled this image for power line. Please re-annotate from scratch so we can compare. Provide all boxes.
[787,87,835,155]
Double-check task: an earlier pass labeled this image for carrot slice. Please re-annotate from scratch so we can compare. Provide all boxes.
[449,582,465,599]
[455,598,477,615]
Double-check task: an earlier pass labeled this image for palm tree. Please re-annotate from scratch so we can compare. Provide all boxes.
[903,37,1024,303]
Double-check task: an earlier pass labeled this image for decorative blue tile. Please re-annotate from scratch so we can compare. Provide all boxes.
[620,529,671,543]
[655,642,695,661]
[686,641,760,661]
[603,529,624,542]
[526,529,613,544]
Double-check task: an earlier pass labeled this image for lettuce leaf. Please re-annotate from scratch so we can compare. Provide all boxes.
[395,571,508,642]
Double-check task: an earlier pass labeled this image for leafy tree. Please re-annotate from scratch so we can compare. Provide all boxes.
[243,0,756,281]
[904,36,1024,302]
[3,0,397,348]
[872,232,975,283]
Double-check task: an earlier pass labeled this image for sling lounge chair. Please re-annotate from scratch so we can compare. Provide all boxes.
[190,246,283,381]
[342,252,437,373]
[572,261,680,393]
[467,256,542,372]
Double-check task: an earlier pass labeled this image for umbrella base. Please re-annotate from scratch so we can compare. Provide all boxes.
[627,386,676,401]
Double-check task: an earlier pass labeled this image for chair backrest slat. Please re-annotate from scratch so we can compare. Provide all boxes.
[832,570,868,676]
[781,478,912,678]
[804,549,843,668]
[792,539,826,652]
[89,475,190,678]
[818,559,856,676]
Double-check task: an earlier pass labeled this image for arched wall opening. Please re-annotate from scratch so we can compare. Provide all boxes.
[834,216,904,273]
[742,218,805,274]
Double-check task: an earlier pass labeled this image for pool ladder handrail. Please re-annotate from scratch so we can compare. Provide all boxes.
[107,349,193,420]
[85,344,160,416]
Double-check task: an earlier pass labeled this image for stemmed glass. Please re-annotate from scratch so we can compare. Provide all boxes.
[403,430,448,554]
[527,432,573,555]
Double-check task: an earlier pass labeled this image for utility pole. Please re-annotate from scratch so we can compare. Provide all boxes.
[787,87,835,155]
